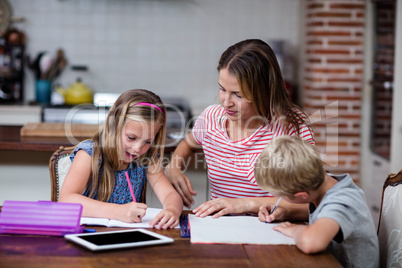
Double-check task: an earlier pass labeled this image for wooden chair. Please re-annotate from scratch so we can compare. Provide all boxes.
[49,145,147,203]
[377,169,402,268]
[49,146,75,202]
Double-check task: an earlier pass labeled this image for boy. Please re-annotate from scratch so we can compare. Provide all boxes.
[254,136,379,268]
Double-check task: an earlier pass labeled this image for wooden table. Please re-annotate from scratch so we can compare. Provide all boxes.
[0,223,341,268]
[0,126,340,267]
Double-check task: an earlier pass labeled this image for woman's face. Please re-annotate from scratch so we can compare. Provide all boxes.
[120,119,160,163]
[218,68,259,124]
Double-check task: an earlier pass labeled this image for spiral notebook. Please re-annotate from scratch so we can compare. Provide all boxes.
[81,208,179,229]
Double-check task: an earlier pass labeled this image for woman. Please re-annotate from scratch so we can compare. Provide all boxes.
[165,39,314,218]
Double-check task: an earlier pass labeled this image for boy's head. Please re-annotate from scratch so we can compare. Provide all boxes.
[255,136,325,199]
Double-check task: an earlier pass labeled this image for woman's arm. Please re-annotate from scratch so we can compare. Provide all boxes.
[165,132,202,207]
[194,197,309,220]
[147,162,183,229]
[58,150,147,222]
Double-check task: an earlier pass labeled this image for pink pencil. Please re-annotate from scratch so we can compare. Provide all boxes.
[125,171,137,203]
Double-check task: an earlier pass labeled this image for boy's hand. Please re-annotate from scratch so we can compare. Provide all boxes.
[275,219,339,254]
[149,208,180,230]
[258,204,286,223]
[273,221,305,238]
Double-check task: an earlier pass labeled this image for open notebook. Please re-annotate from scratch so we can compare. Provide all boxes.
[81,208,179,229]
[189,214,296,245]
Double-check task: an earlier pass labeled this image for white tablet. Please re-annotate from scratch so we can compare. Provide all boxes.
[64,229,174,251]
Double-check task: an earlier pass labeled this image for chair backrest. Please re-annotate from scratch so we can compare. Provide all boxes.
[49,146,75,202]
[377,169,402,268]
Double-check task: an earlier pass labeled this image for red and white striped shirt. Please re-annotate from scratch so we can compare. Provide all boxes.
[192,104,315,199]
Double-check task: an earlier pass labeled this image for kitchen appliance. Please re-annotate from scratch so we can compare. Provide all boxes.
[42,93,192,129]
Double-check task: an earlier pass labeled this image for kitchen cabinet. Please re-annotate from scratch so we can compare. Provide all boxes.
[0,105,41,125]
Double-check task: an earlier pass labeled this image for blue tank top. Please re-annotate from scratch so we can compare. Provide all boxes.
[70,140,147,203]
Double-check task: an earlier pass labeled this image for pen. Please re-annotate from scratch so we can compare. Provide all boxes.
[266,197,281,223]
[270,197,281,215]
[125,171,137,203]
[83,228,96,233]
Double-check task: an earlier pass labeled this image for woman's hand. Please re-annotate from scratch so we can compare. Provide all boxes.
[116,202,148,223]
[165,166,197,208]
[165,133,201,208]
[149,208,180,230]
[192,198,252,218]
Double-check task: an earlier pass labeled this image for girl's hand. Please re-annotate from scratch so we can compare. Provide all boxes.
[149,209,180,230]
[116,202,148,223]
[193,198,250,218]
[258,204,287,223]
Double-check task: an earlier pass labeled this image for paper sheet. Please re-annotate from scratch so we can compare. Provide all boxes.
[189,214,296,245]
[81,208,179,229]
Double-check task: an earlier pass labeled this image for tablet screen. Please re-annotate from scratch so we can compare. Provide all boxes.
[80,230,159,245]
[65,229,174,251]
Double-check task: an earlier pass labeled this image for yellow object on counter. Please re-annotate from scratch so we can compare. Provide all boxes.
[56,78,93,105]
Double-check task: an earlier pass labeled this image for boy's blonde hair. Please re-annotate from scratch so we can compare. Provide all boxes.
[254,136,325,197]
[88,89,166,202]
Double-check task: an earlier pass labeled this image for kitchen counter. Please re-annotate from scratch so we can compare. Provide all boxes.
[0,125,182,153]
[0,125,205,208]
[0,105,41,125]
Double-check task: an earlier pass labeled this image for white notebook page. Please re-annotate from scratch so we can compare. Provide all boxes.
[189,214,296,245]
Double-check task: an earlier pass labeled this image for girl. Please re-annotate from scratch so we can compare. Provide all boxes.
[59,89,183,229]
[165,39,314,218]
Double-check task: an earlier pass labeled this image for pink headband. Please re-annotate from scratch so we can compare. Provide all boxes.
[135,102,163,114]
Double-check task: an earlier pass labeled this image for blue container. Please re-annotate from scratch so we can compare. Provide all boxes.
[35,80,51,104]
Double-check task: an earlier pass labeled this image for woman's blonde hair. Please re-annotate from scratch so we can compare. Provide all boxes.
[217,39,312,134]
[254,136,325,197]
[87,89,166,201]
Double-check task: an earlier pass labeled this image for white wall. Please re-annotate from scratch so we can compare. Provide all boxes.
[10,0,303,114]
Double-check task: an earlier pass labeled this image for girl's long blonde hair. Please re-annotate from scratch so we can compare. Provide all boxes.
[86,89,166,202]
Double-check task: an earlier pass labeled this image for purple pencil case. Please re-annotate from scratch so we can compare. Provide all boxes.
[0,200,84,236]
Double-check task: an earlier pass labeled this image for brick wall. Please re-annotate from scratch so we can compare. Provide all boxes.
[302,0,366,182]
